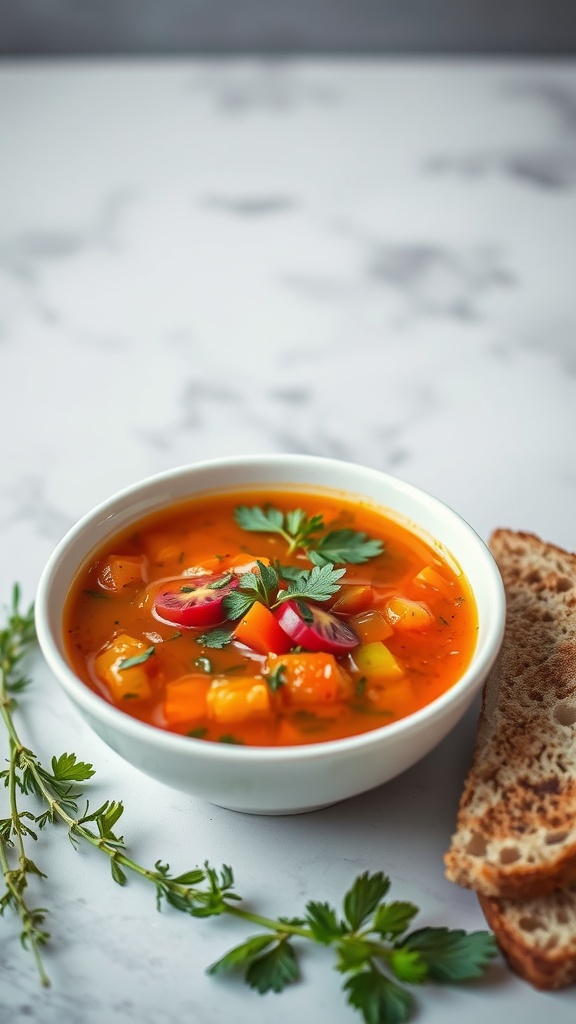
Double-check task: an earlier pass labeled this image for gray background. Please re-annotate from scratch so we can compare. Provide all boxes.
[1,0,576,56]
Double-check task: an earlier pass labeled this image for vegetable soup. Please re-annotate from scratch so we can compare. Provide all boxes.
[63,488,478,746]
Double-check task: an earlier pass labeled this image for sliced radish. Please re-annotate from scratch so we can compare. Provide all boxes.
[273,600,359,654]
[154,573,238,628]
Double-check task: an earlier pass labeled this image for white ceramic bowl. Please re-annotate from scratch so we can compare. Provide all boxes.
[35,455,505,815]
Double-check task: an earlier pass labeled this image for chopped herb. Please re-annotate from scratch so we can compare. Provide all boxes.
[207,573,234,590]
[180,585,195,593]
[194,656,212,673]
[187,727,208,739]
[83,589,108,600]
[118,646,155,671]
[195,627,234,650]
[122,693,139,700]
[355,676,367,697]
[438,616,449,627]
[218,734,245,745]
[166,631,183,642]
[265,664,287,692]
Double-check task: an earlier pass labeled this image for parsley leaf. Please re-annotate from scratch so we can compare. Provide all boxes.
[305,900,344,944]
[234,504,324,556]
[344,968,413,1024]
[373,901,419,940]
[207,934,276,976]
[343,871,391,931]
[310,529,384,567]
[234,504,383,565]
[398,927,498,983]
[195,627,234,649]
[245,940,299,994]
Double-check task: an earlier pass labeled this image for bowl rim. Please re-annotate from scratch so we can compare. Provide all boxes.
[35,454,506,764]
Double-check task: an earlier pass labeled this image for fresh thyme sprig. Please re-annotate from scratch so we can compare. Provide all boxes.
[0,586,497,1021]
[234,505,384,565]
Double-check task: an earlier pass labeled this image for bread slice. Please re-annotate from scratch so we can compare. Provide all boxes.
[444,529,576,900]
[478,887,576,990]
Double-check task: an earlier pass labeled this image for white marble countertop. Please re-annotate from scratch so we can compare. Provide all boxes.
[1,58,576,1023]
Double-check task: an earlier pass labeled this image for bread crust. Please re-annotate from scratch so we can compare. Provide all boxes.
[478,889,576,990]
[444,529,576,900]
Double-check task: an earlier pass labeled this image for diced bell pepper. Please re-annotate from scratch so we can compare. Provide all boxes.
[233,600,292,655]
[353,642,404,679]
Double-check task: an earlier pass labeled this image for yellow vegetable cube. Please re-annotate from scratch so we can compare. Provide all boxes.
[94,633,154,702]
[354,642,403,679]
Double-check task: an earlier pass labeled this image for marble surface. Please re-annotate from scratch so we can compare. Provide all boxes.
[1,58,576,1023]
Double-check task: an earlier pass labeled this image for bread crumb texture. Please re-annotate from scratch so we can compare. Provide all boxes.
[444,530,576,900]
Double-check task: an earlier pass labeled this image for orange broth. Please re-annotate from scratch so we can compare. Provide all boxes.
[63,488,478,746]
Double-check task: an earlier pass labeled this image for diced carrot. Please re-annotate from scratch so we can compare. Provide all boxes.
[385,597,433,631]
[349,609,393,644]
[233,601,292,655]
[353,642,403,679]
[97,555,143,592]
[266,652,351,706]
[206,677,272,723]
[94,633,155,701]
[413,564,454,598]
[163,675,211,727]
[330,584,374,616]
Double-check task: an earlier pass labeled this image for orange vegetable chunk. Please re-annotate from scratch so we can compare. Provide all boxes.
[413,564,454,598]
[385,597,433,631]
[331,584,374,616]
[349,609,393,644]
[206,677,272,723]
[97,555,143,592]
[163,675,211,727]
[233,600,292,655]
[267,652,351,706]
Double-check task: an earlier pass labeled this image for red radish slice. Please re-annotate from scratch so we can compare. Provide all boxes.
[154,573,238,628]
[274,600,359,654]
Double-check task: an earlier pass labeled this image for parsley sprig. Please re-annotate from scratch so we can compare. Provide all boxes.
[224,560,345,621]
[234,505,384,566]
[0,586,497,1019]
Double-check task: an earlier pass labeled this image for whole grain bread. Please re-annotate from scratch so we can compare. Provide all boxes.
[444,529,576,901]
[478,887,576,990]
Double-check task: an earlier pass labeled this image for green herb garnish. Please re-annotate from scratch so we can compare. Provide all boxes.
[234,505,384,565]
[223,560,345,622]
[117,646,155,671]
[265,663,287,692]
[0,585,497,1020]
